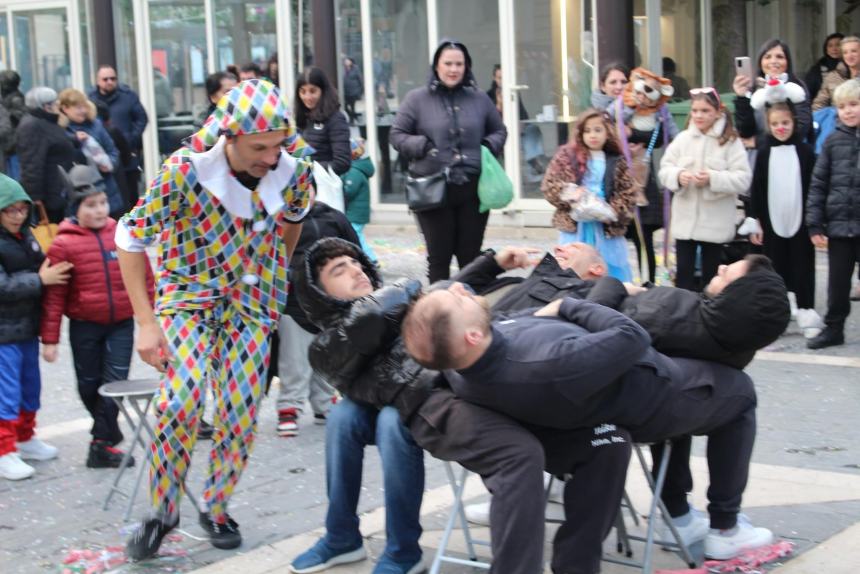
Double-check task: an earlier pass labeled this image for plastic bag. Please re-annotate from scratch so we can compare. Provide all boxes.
[312,161,345,212]
[82,136,113,172]
[561,183,617,223]
[478,146,513,213]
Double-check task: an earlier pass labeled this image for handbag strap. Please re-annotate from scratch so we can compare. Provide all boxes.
[34,201,50,226]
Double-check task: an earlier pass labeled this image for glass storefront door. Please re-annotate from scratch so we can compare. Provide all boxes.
[501,0,591,203]
[370,0,428,205]
[0,1,84,93]
[147,0,208,158]
[8,5,71,93]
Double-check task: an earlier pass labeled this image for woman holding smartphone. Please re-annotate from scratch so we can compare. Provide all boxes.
[732,38,813,146]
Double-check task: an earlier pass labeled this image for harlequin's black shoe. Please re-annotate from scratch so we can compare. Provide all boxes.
[199,512,242,550]
[126,516,179,561]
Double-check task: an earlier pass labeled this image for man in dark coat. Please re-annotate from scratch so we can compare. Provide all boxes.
[0,71,27,178]
[88,65,148,203]
[403,261,789,565]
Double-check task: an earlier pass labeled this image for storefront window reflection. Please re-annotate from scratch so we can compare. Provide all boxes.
[214,1,277,80]
[711,0,824,93]
[148,0,207,157]
[13,8,71,93]
[371,0,428,204]
[659,0,701,98]
[112,0,138,92]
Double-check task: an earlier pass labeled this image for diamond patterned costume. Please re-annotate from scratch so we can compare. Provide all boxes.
[117,80,313,523]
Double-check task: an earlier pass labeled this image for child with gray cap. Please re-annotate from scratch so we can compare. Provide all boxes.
[40,164,153,469]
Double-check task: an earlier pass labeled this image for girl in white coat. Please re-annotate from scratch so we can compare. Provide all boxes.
[659,88,752,290]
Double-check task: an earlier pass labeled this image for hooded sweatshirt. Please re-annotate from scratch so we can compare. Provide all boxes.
[296,237,438,421]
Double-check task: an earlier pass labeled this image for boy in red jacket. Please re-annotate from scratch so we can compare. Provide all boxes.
[41,165,153,468]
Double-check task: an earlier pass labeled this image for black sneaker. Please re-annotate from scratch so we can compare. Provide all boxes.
[198,419,214,441]
[126,516,179,561]
[199,512,242,549]
[87,440,135,469]
[806,327,845,350]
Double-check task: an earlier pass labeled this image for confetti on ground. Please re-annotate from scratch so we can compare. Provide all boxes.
[655,540,794,573]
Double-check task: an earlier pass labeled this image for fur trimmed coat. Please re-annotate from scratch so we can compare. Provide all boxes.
[541,145,636,236]
[658,115,752,244]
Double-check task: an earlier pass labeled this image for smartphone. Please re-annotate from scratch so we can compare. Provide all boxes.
[735,56,754,86]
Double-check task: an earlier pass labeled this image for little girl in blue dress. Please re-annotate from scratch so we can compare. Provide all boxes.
[542,108,637,281]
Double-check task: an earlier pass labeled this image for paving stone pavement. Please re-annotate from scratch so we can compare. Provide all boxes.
[0,224,857,573]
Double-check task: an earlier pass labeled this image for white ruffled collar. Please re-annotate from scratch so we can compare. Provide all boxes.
[189,136,297,219]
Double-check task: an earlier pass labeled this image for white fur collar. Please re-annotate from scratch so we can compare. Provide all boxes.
[189,136,297,219]
[690,113,727,138]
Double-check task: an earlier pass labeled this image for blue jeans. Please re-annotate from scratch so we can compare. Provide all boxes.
[324,397,424,564]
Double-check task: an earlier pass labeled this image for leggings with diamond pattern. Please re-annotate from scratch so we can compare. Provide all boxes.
[149,308,270,523]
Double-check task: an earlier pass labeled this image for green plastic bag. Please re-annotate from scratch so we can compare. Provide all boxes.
[478,146,513,213]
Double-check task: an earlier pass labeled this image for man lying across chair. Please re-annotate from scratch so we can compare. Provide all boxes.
[293,237,789,574]
[443,242,791,535]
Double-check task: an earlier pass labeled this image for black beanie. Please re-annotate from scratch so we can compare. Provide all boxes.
[701,269,790,353]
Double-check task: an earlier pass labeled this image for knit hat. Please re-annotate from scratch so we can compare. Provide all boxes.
[24,86,58,110]
[59,164,107,216]
[701,269,790,352]
[0,173,31,211]
[187,78,313,158]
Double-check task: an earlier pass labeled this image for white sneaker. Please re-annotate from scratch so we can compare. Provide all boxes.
[464,501,491,526]
[796,309,825,340]
[16,438,59,461]
[705,519,774,559]
[659,508,709,547]
[0,452,35,480]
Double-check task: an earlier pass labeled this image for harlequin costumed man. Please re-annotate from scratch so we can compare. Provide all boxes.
[117,79,314,560]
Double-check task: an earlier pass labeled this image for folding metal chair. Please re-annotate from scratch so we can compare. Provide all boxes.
[601,441,698,574]
[99,379,202,520]
[429,461,491,574]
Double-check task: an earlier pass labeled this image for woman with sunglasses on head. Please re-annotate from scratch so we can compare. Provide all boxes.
[659,88,752,291]
[733,39,813,146]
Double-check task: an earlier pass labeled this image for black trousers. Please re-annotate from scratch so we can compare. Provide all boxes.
[415,180,489,283]
[675,239,723,292]
[410,389,631,574]
[629,358,757,530]
[68,319,134,443]
[825,237,860,330]
[627,223,661,283]
[763,227,816,309]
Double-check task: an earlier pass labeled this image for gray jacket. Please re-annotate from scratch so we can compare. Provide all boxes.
[390,41,506,183]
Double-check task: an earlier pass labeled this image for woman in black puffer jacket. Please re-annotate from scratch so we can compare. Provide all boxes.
[294,67,352,176]
[17,87,86,223]
[390,39,507,283]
